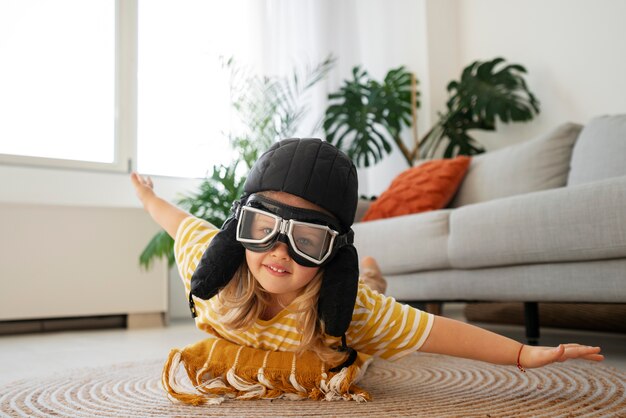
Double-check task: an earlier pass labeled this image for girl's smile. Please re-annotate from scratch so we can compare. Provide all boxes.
[263,262,291,276]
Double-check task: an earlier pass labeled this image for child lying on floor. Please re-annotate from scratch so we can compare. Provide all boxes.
[131,138,603,403]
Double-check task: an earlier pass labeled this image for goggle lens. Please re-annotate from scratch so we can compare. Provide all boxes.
[239,210,279,242]
[291,222,333,261]
[237,206,337,264]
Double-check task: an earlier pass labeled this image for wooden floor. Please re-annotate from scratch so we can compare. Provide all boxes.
[0,304,624,386]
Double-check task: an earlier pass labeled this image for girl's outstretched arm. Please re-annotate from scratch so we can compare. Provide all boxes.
[419,315,604,370]
[130,172,190,239]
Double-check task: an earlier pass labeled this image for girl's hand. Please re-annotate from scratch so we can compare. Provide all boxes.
[520,343,604,369]
[129,172,190,238]
[130,172,155,210]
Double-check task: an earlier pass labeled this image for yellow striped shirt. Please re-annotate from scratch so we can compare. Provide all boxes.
[174,216,434,361]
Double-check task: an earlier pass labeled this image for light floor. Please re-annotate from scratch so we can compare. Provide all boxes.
[0,304,624,387]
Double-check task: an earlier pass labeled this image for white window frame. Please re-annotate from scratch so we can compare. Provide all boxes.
[0,0,138,174]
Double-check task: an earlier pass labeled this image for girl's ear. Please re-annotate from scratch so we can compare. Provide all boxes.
[317,244,360,337]
[190,215,245,300]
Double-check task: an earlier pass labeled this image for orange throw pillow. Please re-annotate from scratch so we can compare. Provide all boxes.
[361,156,471,222]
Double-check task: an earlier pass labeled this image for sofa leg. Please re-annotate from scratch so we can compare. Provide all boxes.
[425,302,443,316]
[524,302,540,346]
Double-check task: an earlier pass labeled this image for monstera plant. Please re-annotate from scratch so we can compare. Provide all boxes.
[139,56,335,269]
[324,57,540,167]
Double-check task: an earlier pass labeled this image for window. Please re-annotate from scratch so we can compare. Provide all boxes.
[0,0,253,178]
[136,1,236,178]
[0,0,117,169]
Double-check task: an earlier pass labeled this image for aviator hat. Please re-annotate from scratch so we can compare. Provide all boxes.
[188,138,360,341]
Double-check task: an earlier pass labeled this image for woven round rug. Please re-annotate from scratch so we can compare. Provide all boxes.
[1,353,625,417]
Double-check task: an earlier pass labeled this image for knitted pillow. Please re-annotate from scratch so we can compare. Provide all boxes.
[162,337,372,405]
[362,156,471,221]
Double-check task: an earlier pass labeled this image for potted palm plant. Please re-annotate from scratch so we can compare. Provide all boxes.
[323,57,540,167]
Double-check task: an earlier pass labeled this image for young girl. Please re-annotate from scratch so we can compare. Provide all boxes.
[131,138,603,403]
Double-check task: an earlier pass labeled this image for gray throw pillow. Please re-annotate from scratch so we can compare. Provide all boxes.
[449,122,582,208]
[567,114,626,186]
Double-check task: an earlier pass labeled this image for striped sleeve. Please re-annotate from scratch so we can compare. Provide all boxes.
[346,283,434,361]
[173,216,219,294]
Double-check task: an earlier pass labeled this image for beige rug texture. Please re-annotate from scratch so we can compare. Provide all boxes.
[1,353,625,417]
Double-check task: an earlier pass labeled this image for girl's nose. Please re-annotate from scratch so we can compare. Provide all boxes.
[269,241,290,260]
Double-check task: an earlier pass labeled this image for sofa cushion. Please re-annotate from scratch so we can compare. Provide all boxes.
[383,259,626,303]
[448,176,626,269]
[353,209,452,274]
[567,114,626,185]
[362,156,470,221]
[449,123,582,207]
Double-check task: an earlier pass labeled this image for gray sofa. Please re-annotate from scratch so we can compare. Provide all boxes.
[352,115,626,343]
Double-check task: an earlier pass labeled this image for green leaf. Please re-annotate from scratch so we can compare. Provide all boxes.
[446,57,540,128]
[422,57,540,158]
[324,65,419,167]
[139,231,174,269]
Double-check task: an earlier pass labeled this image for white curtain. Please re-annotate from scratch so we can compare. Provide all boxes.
[229,0,430,194]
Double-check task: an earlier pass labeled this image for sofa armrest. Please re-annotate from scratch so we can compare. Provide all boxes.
[449,175,626,269]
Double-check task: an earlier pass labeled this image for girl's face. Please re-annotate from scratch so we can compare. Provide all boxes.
[245,191,327,305]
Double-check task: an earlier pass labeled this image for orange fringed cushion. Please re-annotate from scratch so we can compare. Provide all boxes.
[162,337,372,405]
[362,156,471,221]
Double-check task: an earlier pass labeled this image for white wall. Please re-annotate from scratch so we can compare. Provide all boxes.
[424,0,461,127]
[455,0,626,151]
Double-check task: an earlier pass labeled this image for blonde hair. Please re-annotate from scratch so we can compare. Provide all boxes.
[214,263,348,367]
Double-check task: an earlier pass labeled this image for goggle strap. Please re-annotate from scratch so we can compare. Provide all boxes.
[231,199,243,218]
[220,198,244,229]
[335,229,354,248]
[329,334,358,372]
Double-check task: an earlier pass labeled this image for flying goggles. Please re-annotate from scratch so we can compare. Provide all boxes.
[235,194,353,267]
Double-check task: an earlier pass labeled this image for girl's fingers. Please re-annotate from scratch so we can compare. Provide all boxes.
[130,172,142,188]
[562,343,597,349]
[581,354,605,362]
[528,344,604,368]
[130,172,153,189]
[561,345,603,361]
[131,172,143,183]
[565,345,601,355]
